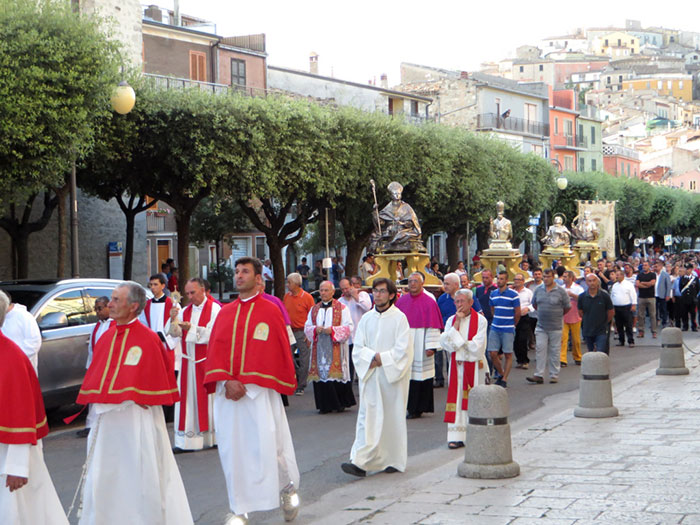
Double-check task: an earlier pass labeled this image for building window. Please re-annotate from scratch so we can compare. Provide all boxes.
[255,236,266,260]
[667,80,672,90]
[579,157,585,172]
[647,82,651,89]
[231,58,246,87]
[607,76,611,84]
[189,51,207,82]
[519,66,524,73]
[592,158,597,171]
[691,181,697,191]
[679,81,683,89]
[617,39,621,46]
[411,100,419,116]
[555,117,559,135]
[618,75,623,83]
[539,64,543,71]
[631,39,635,44]
[604,39,609,46]
[565,156,574,171]
[658,80,662,89]
[565,119,573,137]
[591,126,596,144]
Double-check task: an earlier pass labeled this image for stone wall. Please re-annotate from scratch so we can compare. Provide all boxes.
[0,192,148,285]
[80,0,143,68]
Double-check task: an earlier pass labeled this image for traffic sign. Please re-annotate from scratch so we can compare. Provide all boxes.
[529,216,540,226]
[664,234,673,246]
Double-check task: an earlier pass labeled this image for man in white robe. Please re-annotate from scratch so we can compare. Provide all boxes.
[0,293,42,372]
[342,278,412,477]
[204,257,300,524]
[0,290,68,525]
[169,278,221,451]
[139,273,180,370]
[304,281,355,413]
[75,282,193,525]
[440,289,487,448]
[395,272,444,419]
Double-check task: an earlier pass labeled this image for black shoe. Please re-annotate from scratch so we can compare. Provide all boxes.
[526,375,544,384]
[76,428,90,438]
[384,466,399,473]
[341,462,366,477]
[616,343,625,346]
[172,447,194,455]
[406,413,422,419]
[495,379,507,388]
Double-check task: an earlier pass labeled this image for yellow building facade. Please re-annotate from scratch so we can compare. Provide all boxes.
[622,76,693,102]
[595,32,639,57]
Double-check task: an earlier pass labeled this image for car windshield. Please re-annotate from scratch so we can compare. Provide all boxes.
[0,289,45,312]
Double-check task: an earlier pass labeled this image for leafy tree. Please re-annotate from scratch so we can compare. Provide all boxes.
[0,0,120,277]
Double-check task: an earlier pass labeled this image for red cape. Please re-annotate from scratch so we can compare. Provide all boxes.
[0,332,48,445]
[204,294,296,395]
[77,320,179,405]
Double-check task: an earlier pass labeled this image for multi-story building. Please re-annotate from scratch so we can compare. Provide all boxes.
[577,105,604,172]
[549,90,584,171]
[603,144,641,177]
[593,31,639,58]
[622,74,693,102]
[399,64,551,157]
[539,33,588,55]
[511,57,609,88]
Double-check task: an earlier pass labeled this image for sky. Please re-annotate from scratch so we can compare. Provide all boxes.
[160,0,700,87]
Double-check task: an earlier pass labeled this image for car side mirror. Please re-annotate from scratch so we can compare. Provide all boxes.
[38,311,69,330]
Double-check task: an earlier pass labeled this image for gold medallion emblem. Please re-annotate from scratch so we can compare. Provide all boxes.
[124,346,143,366]
[253,322,270,341]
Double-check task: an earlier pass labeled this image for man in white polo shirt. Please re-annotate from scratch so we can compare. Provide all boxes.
[610,268,637,348]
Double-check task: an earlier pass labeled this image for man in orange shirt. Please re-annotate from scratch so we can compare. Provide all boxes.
[283,272,316,396]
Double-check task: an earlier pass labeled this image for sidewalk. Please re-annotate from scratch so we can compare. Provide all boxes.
[306,337,700,525]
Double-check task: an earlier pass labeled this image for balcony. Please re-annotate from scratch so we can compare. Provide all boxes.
[146,213,165,233]
[144,73,230,94]
[602,144,640,160]
[562,134,587,148]
[476,113,549,137]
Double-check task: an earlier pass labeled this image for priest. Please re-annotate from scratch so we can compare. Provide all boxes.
[439,289,487,449]
[76,281,193,525]
[0,291,68,525]
[342,278,412,477]
[168,277,221,451]
[395,272,444,419]
[139,274,178,372]
[304,280,355,414]
[204,257,300,523]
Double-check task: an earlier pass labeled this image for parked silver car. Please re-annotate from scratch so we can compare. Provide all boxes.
[0,278,127,410]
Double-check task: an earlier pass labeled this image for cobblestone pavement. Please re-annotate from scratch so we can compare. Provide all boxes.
[307,338,700,525]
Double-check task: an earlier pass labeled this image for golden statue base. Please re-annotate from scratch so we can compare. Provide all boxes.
[472,247,522,284]
[573,242,602,266]
[366,253,442,287]
[539,247,577,272]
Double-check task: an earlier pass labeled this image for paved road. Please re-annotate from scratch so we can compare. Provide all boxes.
[44,331,676,524]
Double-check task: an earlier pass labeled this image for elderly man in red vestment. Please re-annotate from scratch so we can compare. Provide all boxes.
[0,291,68,524]
[395,272,444,419]
[76,281,193,525]
[205,257,300,524]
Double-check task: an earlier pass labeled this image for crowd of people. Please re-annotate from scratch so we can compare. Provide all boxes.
[3,246,700,524]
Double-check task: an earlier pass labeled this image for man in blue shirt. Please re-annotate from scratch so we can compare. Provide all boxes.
[436,273,482,388]
[474,270,496,327]
[487,271,520,388]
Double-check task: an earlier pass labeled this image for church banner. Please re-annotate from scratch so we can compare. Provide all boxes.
[577,200,616,258]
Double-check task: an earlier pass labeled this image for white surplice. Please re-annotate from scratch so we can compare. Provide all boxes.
[138,298,181,370]
[214,382,300,516]
[169,298,221,450]
[79,403,193,525]
[410,327,441,380]
[0,441,68,525]
[338,291,372,344]
[350,305,412,472]
[303,302,353,382]
[440,312,488,443]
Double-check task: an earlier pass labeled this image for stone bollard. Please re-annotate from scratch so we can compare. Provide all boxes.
[656,327,689,375]
[574,352,618,418]
[458,385,519,479]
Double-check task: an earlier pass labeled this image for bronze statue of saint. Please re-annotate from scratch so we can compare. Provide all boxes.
[542,214,571,249]
[571,210,599,242]
[369,181,426,253]
[489,201,513,247]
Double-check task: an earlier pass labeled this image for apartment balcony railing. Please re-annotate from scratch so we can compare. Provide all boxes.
[384,111,427,125]
[144,73,230,94]
[564,134,588,148]
[602,144,640,160]
[146,213,165,233]
[476,113,549,137]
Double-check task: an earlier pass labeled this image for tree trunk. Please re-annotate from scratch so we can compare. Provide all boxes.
[175,210,191,295]
[267,235,285,299]
[55,184,69,278]
[123,209,135,280]
[16,234,29,279]
[345,232,372,279]
[446,230,461,272]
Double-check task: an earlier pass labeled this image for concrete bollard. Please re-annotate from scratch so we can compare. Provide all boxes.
[574,352,618,418]
[458,385,519,479]
[656,327,689,375]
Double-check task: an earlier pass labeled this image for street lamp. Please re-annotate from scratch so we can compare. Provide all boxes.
[69,80,136,277]
[556,175,568,190]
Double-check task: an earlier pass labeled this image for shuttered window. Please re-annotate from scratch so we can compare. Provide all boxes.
[189,51,206,81]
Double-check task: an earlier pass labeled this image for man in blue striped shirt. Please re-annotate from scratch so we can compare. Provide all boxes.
[488,271,520,388]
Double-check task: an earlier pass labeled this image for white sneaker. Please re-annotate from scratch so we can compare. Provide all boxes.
[280,483,300,522]
[225,514,248,525]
